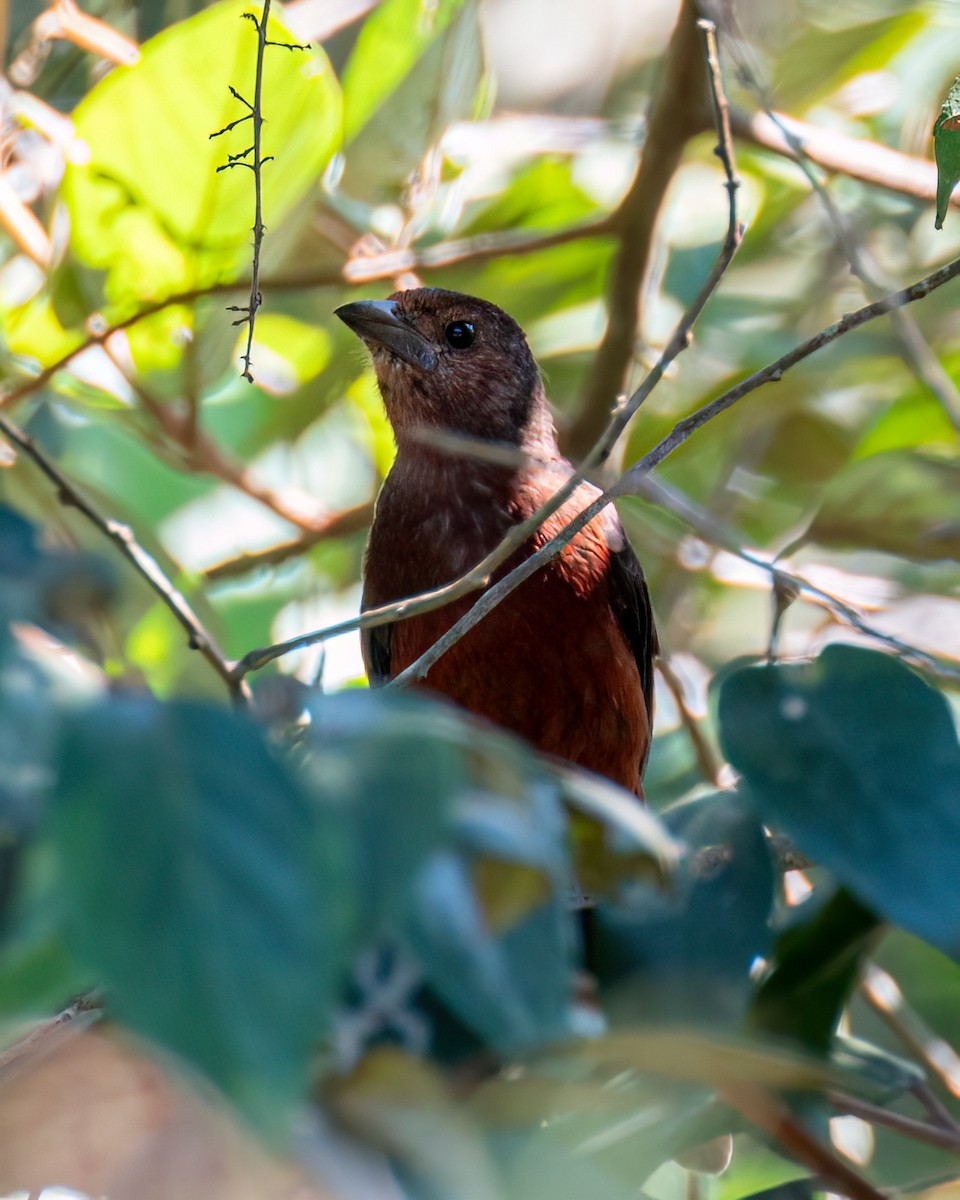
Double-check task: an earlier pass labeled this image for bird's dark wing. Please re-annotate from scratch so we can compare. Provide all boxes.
[605,516,658,720]
[361,617,393,687]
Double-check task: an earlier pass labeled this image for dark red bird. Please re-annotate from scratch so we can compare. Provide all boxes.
[336,288,656,794]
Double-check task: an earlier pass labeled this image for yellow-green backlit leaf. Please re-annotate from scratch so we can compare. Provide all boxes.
[63,0,341,303]
[341,0,465,142]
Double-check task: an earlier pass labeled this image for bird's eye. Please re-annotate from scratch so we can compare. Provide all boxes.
[444,321,475,349]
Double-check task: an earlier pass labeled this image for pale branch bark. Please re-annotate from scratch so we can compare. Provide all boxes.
[0,995,101,1080]
[0,410,250,703]
[0,282,259,413]
[732,107,955,213]
[342,216,616,283]
[203,500,374,582]
[624,253,960,484]
[0,222,611,415]
[861,965,960,1102]
[387,249,960,690]
[565,0,714,459]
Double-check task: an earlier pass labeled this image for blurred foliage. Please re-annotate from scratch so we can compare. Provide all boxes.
[1,0,960,1196]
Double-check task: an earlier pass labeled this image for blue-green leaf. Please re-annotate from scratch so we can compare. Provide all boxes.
[717,646,960,959]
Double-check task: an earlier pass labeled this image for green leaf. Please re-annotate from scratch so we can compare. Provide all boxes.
[591,791,775,1027]
[329,1047,501,1200]
[246,314,332,394]
[341,0,466,143]
[855,390,959,458]
[713,1136,809,1200]
[934,74,960,228]
[463,159,599,237]
[62,0,342,304]
[340,0,484,200]
[807,450,960,561]
[49,695,346,1130]
[558,761,680,894]
[0,929,92,1020]
[478,1077,725,1200]
[717,646,960,959]
[301,691,470,939]
[407,832,577,1053]
[751,888,881,1051]
[547,1028,838,1091]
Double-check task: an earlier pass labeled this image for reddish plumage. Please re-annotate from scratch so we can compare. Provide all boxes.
[336,287,656,794]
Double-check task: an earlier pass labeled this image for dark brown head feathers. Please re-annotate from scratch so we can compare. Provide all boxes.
[336,287,555,451]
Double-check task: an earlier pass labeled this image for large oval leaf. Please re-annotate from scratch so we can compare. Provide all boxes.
[49,696,348,1129]
[717,646,960,959]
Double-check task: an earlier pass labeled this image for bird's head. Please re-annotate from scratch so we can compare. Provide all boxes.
[335,288,555,452]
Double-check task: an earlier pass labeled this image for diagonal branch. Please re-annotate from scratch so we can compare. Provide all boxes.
[828,1090,960,1155]
[0,411,249,703]
[385,251,960,691]
[98,339,331,533]
[721,1082,886,1200]
[729,55,960,434]
[633,473,960,683]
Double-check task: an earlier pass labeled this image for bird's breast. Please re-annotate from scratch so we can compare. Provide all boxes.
[364,460,522,597]
[362,458,649,793]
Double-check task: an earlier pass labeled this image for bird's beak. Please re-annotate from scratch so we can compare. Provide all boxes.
[335,300,438,371]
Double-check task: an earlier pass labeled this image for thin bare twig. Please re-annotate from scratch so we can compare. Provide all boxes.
[733,107,958,215]
[211,2,309,382]
[633,473,960,683]
[214,6,270,381]
[0,411,250,703]
[566,0,713,458]
[828,1090,960,1155]
[731,55,960,435]
[625,253,960,483]
[99,340,330,533]
[656,656,723,787]
[0,994,101,1080]
[342,216,616,283]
